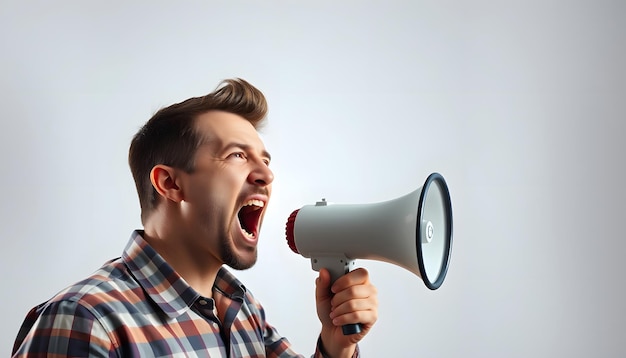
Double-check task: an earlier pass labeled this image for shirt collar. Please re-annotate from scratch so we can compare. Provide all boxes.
[122,230,199,319]
[214,266,247,301]
[122,230,248,318]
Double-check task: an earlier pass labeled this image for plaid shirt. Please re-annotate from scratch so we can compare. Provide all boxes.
[13,230,354,357]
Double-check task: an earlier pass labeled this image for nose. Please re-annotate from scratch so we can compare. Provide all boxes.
[249,160,274,186]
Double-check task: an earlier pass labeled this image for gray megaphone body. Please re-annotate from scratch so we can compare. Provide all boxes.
[285,172,453,335]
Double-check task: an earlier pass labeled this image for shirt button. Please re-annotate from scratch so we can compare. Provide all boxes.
[198,299,208,305]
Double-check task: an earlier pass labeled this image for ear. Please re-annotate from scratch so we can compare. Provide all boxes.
[150,165,184,203]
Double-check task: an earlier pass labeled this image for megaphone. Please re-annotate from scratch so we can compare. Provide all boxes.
[285,172,453,335]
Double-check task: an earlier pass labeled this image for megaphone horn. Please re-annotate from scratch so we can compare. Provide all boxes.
[285,172,453,335]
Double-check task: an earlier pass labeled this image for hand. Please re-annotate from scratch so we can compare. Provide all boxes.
[315,268,378,358]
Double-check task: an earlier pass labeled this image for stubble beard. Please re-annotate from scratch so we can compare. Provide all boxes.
[220,234,258,270]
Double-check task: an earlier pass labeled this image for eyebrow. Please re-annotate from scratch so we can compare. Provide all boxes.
[223,142,272,161]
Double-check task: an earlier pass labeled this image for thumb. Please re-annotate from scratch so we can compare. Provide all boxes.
[315,268,333,303]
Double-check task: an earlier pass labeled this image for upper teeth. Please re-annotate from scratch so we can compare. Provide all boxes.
[244,199,264,208]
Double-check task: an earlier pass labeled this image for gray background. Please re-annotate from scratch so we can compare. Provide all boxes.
[2,1,624,357]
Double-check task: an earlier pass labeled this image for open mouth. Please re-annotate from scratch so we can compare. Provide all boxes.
[237,199,265,240]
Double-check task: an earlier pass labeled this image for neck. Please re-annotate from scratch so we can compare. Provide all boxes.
[143,215,222,298]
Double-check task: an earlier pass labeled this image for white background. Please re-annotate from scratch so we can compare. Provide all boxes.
[2,1,624,357]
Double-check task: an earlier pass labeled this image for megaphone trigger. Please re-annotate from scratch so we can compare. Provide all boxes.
[310,255,355,282]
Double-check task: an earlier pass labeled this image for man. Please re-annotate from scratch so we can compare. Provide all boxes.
[12,78,378,357]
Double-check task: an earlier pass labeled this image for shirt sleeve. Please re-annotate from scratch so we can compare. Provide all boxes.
[313,335,360,358]
[12,299,115,358]
[253,299,359,358]
[254,301,303,357]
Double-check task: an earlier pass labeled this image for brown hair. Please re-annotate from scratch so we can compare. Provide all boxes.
[128,78,268,222]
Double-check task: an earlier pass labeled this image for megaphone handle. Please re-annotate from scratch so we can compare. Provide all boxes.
[311,256,362,335]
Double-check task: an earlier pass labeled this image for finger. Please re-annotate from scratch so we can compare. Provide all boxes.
[330,297,378,320]
[329,301,378,327]
[331,282,377,308]
[331,268,369,293]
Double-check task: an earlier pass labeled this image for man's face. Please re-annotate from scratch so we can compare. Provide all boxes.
[177,110,273,270]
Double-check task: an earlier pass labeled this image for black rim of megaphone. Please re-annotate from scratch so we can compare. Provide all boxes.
[416,172,453,290]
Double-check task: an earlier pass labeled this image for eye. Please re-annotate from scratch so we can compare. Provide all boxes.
[227,152,247,161]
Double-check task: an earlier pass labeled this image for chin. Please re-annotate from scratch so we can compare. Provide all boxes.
[223,248,258,271]
[226,259,257,271]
